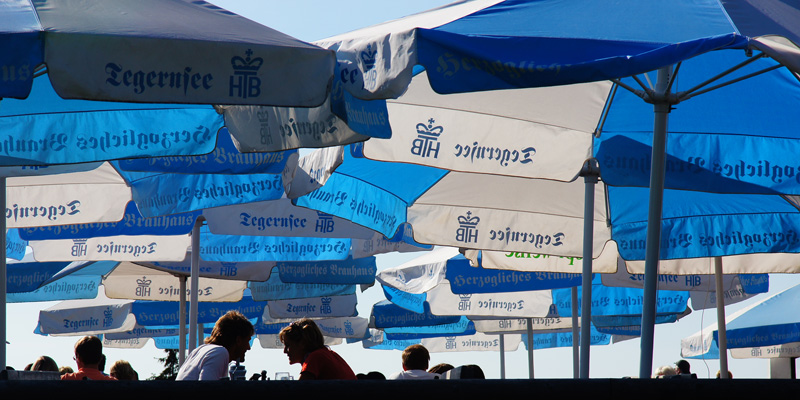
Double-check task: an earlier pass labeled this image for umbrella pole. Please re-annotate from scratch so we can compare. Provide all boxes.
[639,66,673,379]
[715,257,730,378]
[1,177,6,369]
[189,216,205,353]
[572,287,580,379]
[580,162,598,378]
[526,317,534,379]
[499,333,506,379]
[179,276,187,365]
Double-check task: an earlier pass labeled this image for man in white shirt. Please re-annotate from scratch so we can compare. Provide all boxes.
[387,344,440,380]
[176,311,254,380]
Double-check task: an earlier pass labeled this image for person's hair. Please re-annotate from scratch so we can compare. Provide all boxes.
[653,365,677,378]
[74,336,103,365]
[675,360,691,374]
[401,344,430,370]
[278,318,325,351]
[458,364,485,379]
[205,311,255,350]
[428,363,454,375]
[716,370,733,379]
[59,366,74,375]
[31,356,58,372]
[23,363,32,371]
[110,360,139,380]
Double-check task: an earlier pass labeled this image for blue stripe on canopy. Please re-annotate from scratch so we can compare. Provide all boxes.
[295,149,447,238]
[596,50,800,194]
[416,0,748,92]
[0,77,222,165]
[609,186,800,260]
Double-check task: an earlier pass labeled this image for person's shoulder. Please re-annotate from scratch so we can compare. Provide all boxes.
[60,372,82,380]
[387,371,403,380]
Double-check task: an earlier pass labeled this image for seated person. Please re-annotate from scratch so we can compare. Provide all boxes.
[176,311,254,381]
[110,360,139,380]
[388,344,440,380]
[61,336,116,380]
[279,318,356,380]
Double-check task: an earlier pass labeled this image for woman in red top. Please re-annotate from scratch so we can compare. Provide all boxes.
[279,319,356,380]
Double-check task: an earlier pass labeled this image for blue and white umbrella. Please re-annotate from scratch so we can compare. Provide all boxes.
[681,283,800,361]
[271,0,800,379]
[1,0,338,365]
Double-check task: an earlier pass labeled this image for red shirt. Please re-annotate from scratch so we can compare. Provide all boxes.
[301,347,356,380]
[61,367,117,381]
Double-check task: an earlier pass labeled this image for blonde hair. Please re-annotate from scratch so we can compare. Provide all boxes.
[110,360,138,380]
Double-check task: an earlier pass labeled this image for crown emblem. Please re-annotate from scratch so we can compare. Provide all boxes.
[317,212,333,219]
[220,262,237,269]
[458,294,472,302]
[103,307,113,319]
[136,277,152,286]
[321,297,332,306]
[231,49,264,72]
[360,44,377,71]
[457,211,480,226]
[416,118,443,139]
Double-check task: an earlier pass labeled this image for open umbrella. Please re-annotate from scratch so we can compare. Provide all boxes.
[0,0,338,366]
[681,283,800,363]
[273,0,800,380]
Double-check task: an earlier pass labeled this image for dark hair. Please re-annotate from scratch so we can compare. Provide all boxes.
[206,311,255,349]
[279,319,324,351]
[428,363,454,375]
[675,360,691,374]
[74,336,103,365]
[401,344,430,370]
[31,356,58,372]
[458,364,485,379]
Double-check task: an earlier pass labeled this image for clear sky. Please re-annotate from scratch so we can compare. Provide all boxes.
[7,0,800,380]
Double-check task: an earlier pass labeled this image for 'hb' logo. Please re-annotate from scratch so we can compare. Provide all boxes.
[230,49,263,98]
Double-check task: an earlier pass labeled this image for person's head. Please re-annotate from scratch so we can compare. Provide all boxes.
[428,363,454,375]
[59,366,74,375]
[401,344,430,371]
[458,364,485,379]
[110,360,138,380]
[716,370,733,379]
[205,311,255,362]
[31,356,58,372]
[74,336,104,368]
[279,319,325,365]
[653,365,677,378]
[675,360,691,374]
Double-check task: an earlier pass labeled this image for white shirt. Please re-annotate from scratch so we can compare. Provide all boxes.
[176,344,230,381]
[388,369,441,380]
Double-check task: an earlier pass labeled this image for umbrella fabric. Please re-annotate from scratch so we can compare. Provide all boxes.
[680,285,800,360]
[40,261,249,302]
[297,148,800,271]
[1,0,334,105]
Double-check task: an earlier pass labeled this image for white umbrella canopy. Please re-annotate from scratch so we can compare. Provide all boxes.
[681,283,800,361]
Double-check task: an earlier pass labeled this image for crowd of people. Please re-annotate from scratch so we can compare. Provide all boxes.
[9,311,486,381]
[13,335,139,380]
[176,311,485,381]
[19,311,741,382]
